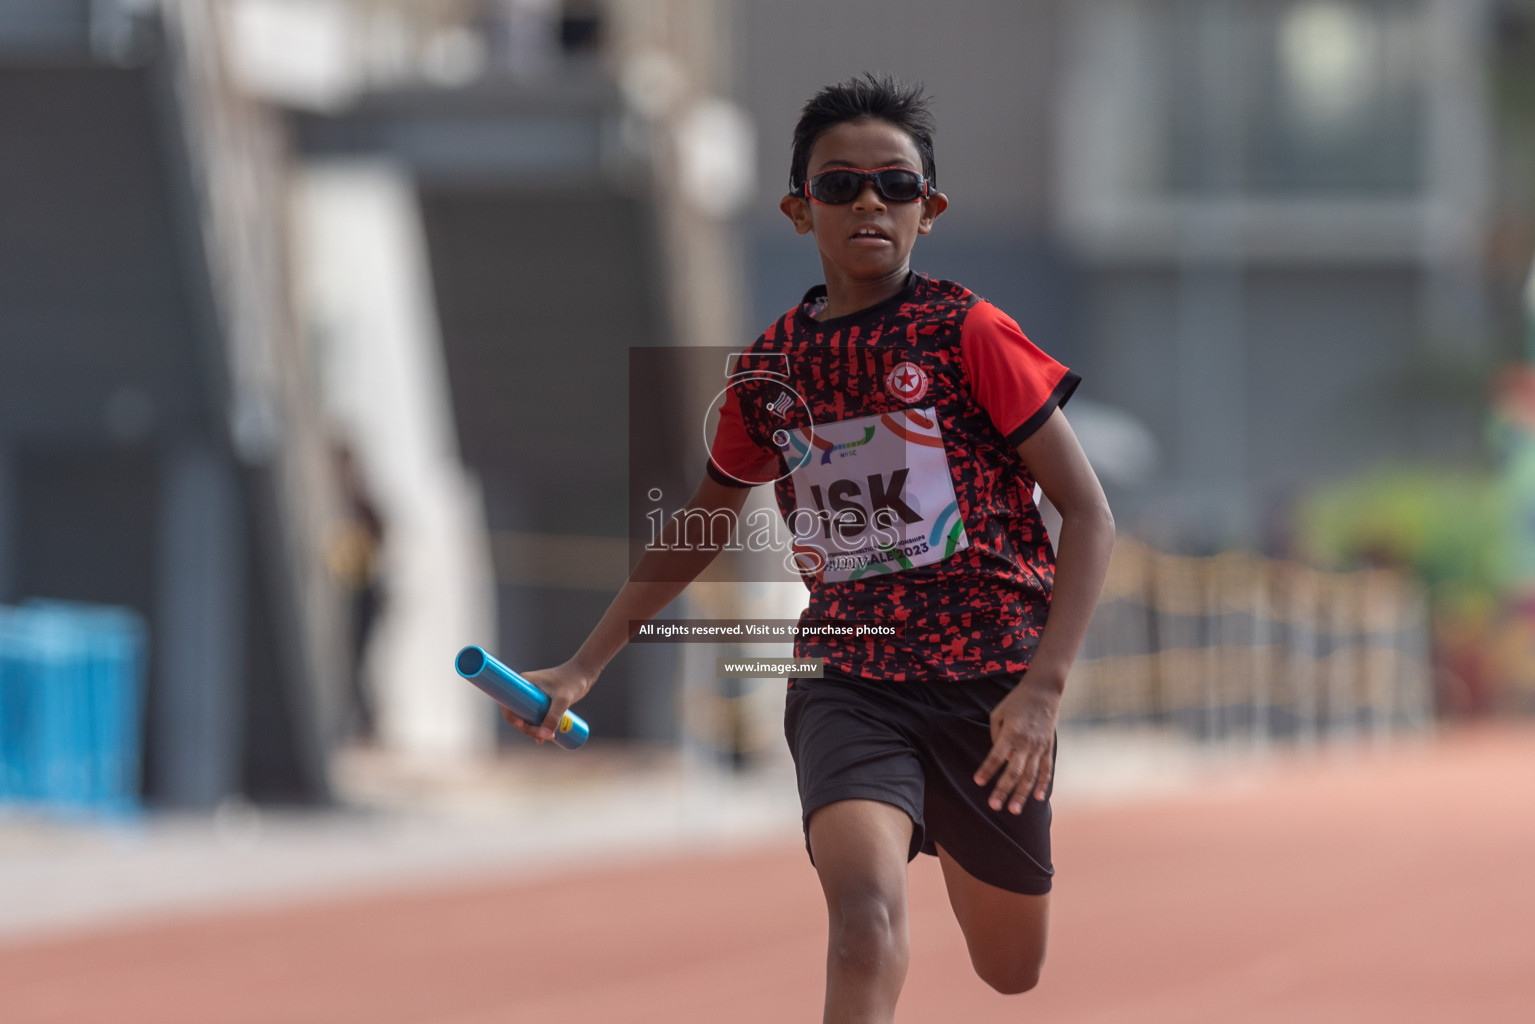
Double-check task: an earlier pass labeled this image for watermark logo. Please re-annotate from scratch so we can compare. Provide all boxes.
[704,351,815,486]
[629,346,965,583]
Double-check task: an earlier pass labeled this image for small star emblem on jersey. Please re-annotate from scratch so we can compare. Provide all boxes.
[885,361,929,403]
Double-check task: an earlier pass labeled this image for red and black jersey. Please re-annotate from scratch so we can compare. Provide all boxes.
[708,272,1079,683]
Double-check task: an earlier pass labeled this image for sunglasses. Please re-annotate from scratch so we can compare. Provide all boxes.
[800,166,932,205]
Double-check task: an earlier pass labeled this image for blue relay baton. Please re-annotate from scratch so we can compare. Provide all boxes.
[455,645,590,750]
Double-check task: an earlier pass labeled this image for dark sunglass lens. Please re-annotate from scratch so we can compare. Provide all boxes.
[876,170,923,202]
[811,170,862,203]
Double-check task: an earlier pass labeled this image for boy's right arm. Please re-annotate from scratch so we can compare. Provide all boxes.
[507,473,753,743]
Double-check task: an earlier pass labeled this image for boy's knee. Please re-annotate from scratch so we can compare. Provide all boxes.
[973,954,1044,995]
[828,890,907,974]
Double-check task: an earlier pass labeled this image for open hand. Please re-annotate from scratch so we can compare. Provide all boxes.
[502,661,594,744]
[973,678,1060,813]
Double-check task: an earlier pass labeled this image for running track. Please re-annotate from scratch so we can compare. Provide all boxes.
[2,725,1531,1023]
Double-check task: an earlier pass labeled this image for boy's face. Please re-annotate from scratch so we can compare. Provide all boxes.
[780,119,947,287]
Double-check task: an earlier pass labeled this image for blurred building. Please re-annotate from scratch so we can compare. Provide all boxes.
[0,0,343,807]
[241,0,752,746]
[741,0,1501,553]
[1,0,759,805]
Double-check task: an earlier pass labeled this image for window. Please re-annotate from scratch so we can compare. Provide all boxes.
[1057,0,1484,261]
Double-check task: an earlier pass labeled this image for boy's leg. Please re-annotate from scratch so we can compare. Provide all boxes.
[807,798,915,1024]
[935,844,1050,994]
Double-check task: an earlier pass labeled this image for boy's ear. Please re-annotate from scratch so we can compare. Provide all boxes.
[780,193,814,235]
[916,192,949,235]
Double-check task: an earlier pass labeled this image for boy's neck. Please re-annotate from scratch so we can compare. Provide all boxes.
[814,262,911,322]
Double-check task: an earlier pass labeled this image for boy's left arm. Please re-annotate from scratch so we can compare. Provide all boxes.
[974,407,1115,815]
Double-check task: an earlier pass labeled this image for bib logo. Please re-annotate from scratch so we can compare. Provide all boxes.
[818,425,876,464]
[886,362,929,404]
[786,406,968,583]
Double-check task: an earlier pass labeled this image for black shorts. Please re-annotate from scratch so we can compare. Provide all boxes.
[784,666,1054,896]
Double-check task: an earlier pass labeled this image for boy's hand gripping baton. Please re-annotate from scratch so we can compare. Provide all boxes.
[455,646,590,750]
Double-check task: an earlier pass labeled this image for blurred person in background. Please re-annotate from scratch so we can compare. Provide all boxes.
[328,440,387,743]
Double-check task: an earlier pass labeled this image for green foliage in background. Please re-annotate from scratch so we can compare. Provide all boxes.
[1298,468,1511,605]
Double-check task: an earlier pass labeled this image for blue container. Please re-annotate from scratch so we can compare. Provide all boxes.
[455,646,590,750]
[0,601,146,815]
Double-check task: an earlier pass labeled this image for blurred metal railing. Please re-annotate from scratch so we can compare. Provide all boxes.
[1061,539,1434,744]
[0,602,146,815]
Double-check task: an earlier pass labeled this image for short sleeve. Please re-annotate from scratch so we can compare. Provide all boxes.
[960,300,1081,446]
[706,385,778,487]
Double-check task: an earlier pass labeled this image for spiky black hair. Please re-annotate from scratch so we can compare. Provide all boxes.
[789,73,937,191]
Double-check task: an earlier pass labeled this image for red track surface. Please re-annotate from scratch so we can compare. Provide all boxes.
[3,725,1532,1023]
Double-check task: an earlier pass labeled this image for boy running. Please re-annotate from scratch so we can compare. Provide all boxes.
[508,73,1114,1022]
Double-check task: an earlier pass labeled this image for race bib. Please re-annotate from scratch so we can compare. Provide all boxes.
[782,407,969,582]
